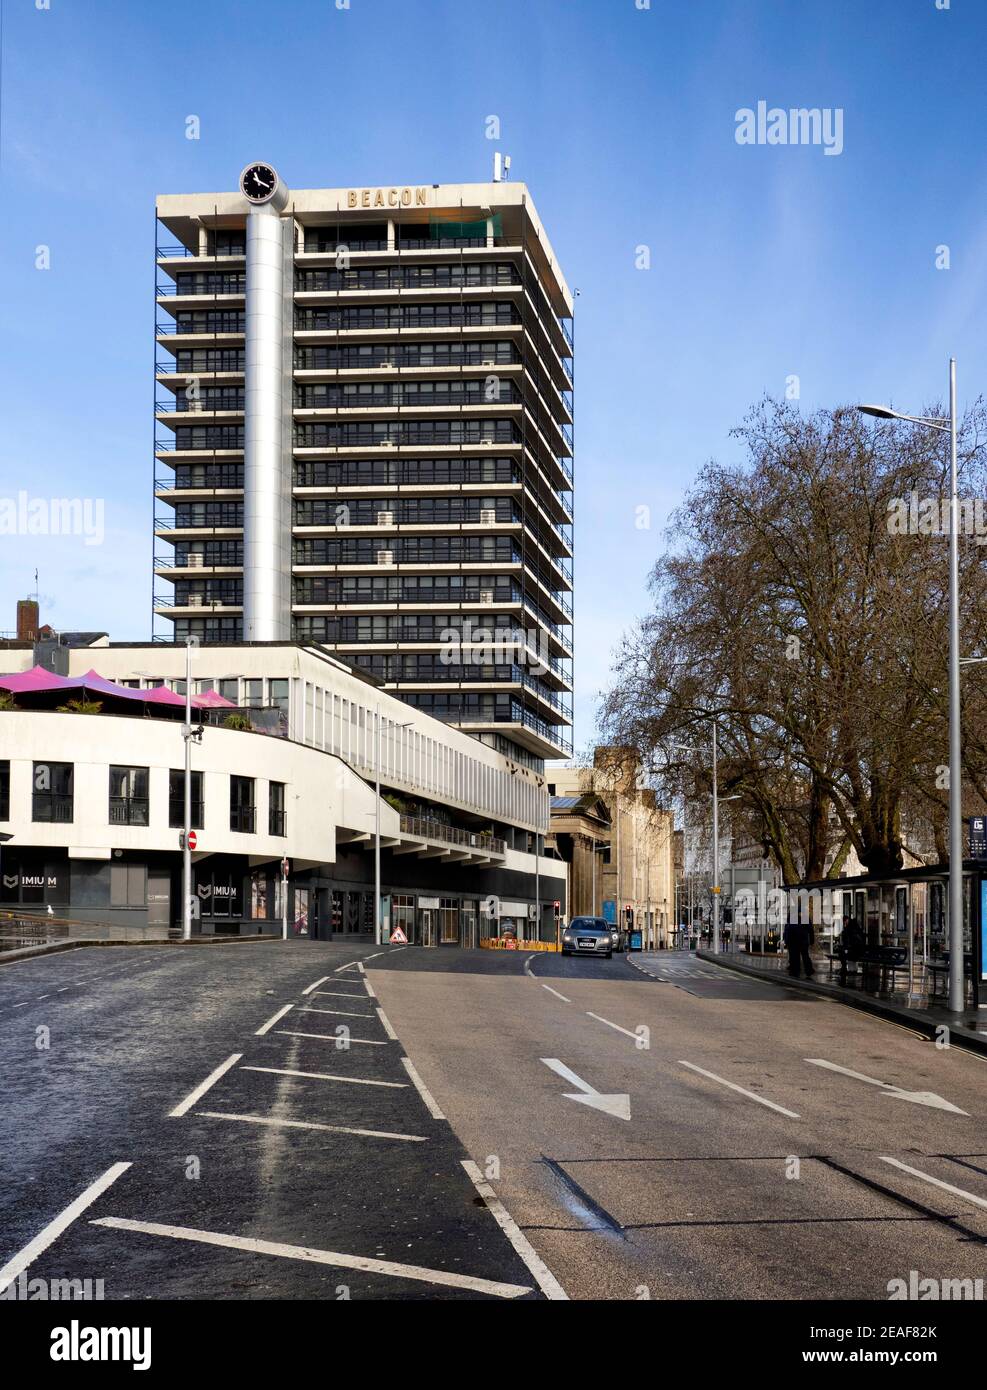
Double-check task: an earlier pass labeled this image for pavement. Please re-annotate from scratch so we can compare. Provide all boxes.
[694,947,987,1053]
[5,942,987,1302]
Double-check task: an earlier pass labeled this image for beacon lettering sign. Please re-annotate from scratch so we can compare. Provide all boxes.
[346,186,429,209]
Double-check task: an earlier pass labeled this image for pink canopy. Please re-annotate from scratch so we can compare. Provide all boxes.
[0,665,67,693]
[0,665,232,711]
[193,688,236,708]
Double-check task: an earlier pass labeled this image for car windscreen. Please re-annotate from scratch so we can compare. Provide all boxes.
[569,919,608,933]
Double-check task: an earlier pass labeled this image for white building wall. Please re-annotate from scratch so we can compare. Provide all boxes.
[0,710,389,865]
[64,643,549,834]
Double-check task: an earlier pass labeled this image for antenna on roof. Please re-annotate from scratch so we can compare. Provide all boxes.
[492,152,512,183]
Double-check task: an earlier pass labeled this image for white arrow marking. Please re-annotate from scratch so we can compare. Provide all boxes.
[540,1058,630,1120]
[805,1059,968,1114]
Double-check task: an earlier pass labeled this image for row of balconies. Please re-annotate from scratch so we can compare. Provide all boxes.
[156,237,573,344]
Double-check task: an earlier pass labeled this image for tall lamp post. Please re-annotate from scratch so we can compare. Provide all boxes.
[671,733,739,954]
[181,640,199,942]
[858,359,964,1012]
[373,705,413,946]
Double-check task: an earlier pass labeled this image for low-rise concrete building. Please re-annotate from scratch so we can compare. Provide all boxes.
[0,639,565,943]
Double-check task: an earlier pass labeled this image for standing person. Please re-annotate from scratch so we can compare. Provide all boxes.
[784,916,815,978]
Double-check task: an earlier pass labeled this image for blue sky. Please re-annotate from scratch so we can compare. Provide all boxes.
[1,0,984,750]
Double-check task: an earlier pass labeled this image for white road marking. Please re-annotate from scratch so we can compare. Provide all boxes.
[356,961,366,974]
[461,1160,568,1300]
[376,1008,398,1040]
[299,1007,372,1019]
[335,962,359,973]
[301,975,332,996]
[880,1156,987,1210]
[805,1058,968,1114]
[12,1002,28,1008]
[0,1162,132,1295]
[586,1010,640,1041]
[169,1053,243,1118]
[677,1060,800,1118]
[196,1111,426,1142]
[90,1217,531,1298]
[275,1030,387,1046]
[401,1057,445,1119]
[523,955,536,977]
[363,978,377,999]
[312,989,365,999]
[541,1058,631,1120]
[542,984,571,1003]
[241,1066,407,1089]
[56,987,70,993]
[255,1003,294,1036]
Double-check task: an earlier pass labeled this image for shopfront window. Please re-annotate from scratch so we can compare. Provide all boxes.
[439,898,459,944]
[198,870,241,918]
[392,894,415,943]
[250,871,269,920]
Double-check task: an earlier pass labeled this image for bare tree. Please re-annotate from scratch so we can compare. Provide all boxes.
[602,398,987,882]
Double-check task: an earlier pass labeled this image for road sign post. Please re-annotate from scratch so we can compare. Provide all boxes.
[281,857,289,940]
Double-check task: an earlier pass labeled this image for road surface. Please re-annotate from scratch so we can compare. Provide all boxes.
[3,941,987,1301]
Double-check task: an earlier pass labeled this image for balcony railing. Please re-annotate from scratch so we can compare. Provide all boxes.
[32,796,73,823]
[109,798,150,827]
[399,814,505,856]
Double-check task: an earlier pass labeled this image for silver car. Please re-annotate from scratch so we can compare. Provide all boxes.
[561,917,613,959]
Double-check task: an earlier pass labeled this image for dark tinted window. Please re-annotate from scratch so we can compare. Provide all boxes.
[570,917,609,932]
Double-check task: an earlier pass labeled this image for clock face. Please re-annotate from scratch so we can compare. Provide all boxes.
[241,163,279,203]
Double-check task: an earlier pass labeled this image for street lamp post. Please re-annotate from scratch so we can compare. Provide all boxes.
[182,640,194,942]
[712,722,720,953]
[858,359,964,1013]
[373,707,413,947]
[374,703,381,947]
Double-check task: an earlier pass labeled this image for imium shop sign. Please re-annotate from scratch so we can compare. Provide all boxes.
[2,868,63,899]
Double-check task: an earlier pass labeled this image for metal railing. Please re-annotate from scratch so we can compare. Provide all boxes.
[109,798,149,826]
[399,814,505,856]
[31,796,73,823]
[156,280,246,297]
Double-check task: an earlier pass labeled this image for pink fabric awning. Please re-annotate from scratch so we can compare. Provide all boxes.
[0,665,67,692]
[0,665,228,711]
[193,688,236,708]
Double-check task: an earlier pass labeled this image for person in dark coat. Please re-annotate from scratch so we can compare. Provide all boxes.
[783,917,815,978]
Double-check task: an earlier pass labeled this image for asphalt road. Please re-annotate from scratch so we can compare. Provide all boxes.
[0,941,551,1302]
[368,947,987,1300]
[4,940,987,1302]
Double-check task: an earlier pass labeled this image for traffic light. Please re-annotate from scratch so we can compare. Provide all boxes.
[624,904,634,927]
